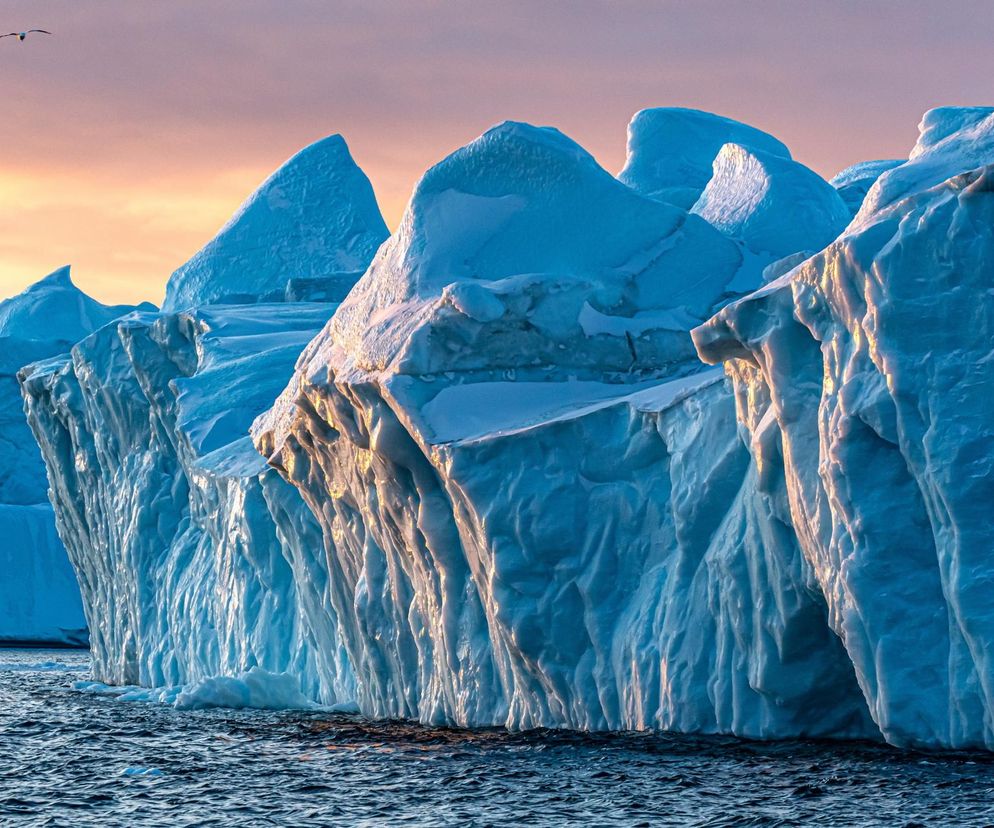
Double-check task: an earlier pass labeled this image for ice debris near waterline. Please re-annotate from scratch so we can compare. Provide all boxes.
[17,108,994,749]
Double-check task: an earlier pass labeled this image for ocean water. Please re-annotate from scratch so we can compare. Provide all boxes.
[2,649,994,827]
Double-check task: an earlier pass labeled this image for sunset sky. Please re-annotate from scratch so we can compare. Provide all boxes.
[2,0,991,306]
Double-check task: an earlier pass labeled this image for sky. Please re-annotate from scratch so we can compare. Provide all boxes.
[1,0,991,306]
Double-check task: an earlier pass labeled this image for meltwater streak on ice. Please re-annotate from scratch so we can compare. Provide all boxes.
[4,650,994,827]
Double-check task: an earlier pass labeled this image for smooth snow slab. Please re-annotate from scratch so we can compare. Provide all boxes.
[411,371,722,443]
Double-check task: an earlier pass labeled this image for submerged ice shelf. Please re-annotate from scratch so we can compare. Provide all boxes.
[17,107,994,749]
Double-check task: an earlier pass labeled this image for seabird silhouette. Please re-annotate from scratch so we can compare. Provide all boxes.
[1,29,51,41]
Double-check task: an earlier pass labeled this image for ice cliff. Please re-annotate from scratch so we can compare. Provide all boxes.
[0,267,150,645]
[253,118,875,735]
[20,134,387,698]
[694,106,994,749]
[21,304,355,700]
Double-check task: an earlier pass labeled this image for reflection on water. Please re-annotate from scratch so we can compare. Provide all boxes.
[2,649,994,826]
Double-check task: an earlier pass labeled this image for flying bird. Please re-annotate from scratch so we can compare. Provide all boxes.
[1,29,51,41]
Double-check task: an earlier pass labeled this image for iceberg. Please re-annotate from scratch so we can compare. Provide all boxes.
[21,305,356,700]
[253,119,874,735]
[162,134,388,311]
[691,143,850,260]
[19,107,994,751]
[0,267,150,645]
[694,106,994,749]
[19,134,388,702]
[830,159,903,215]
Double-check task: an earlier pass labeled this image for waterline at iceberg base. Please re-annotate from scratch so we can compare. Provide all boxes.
[19,107,994,751]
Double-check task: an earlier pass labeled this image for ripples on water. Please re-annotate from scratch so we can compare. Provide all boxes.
[3,649,994,827]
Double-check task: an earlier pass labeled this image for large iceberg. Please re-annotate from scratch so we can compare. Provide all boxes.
[0,266,151,645]
[694,106,994,749]
[19,134,387,700]
[253,118,875,735]
[19,107,994,751]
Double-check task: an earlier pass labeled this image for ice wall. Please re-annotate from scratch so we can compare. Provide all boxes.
[20,304,354,701]
[254,119,875,736]
[694,107,994,749]
[0,267,151,645]
[19,133,388,698]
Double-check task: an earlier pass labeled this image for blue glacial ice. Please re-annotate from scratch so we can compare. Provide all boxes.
[694,106,994,749]
[253,118,874,735]
[618,107,791,209]
[18,108,994,749]
[19,134,387,703]
[0,267,151,645]
[830,158,904,215]
[162,133,388,311]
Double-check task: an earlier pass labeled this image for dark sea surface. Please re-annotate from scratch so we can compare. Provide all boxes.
[2,648,994,827]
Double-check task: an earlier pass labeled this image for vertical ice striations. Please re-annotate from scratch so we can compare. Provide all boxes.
[255,120,875,735]
[618,107,791,209]
[162,134,389,311]
[0,266,152,645]
[694,107,994,749]
[20,135,390,700]
[21,306,355,701]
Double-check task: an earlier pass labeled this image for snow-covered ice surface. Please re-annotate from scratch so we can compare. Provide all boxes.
[0,267,151,645]
[254,118,875,737]
[162,134,388,311]
[694,106,994,750]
